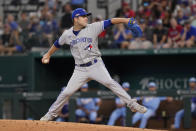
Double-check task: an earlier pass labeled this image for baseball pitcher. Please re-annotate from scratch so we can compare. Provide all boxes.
[40,8,147,121]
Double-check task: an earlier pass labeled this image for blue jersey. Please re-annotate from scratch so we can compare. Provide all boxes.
[182,26,196,40]
[54,20,112,64]
[114,29,131,44]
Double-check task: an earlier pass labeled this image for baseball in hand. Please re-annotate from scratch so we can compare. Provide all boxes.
[43,59,49,64]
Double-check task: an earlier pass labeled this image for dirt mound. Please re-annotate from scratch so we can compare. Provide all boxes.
[0,120,167,131]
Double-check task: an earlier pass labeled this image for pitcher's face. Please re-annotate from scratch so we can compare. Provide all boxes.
[76,15,88,27]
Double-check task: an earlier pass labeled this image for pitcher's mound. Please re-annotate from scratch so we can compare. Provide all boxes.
[0,120,167,131]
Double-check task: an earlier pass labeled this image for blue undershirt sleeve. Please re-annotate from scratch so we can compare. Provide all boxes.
[53,39,61,48]
[104,19,113,29]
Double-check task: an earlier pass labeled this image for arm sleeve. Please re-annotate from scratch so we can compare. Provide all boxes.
[89,21,104,37]
[54,39,61,48]
[103,19,113,29]
[58,30,69,46]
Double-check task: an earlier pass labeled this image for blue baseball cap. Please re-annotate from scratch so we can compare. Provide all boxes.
[148,82,157,88]
[189,77,196,83]
[122,82,130,88]
[81,83,88,88]
[72,8,91,19]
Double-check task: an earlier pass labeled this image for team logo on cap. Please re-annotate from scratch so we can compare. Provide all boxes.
[75,14,80,17]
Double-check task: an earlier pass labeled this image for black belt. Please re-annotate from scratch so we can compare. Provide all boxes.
[75,59,98,67]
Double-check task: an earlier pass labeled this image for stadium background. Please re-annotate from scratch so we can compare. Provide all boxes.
[0,0,196,130]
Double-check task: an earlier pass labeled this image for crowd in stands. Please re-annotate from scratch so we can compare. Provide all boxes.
[0,0,196,55]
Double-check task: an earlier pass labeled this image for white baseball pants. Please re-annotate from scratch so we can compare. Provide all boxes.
[47,57,132,117]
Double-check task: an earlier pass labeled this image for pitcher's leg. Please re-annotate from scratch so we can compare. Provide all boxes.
[40,69,89,121]
[89,62,147,113]
[89,62,131,104]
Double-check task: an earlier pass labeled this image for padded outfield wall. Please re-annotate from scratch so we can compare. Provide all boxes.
[0,48,196,92]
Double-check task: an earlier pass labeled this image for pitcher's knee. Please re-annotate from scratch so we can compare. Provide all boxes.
[62,89,74,97]
[103,79,116,88]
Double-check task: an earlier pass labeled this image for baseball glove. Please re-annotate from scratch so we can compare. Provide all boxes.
[127,18,142,38]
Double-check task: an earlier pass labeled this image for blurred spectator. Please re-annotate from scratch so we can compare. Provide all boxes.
[1,24,11,47]
[39,6,50,22]
[45,0,58,10]
[71,0,86,9]
[163,18,183,48]
[60,2,73,32]
[153,19,168,48]
[162,10,171,28]
[0,41,6,55]
[150,1,163,20]
[44,0,60,17]
[180,0,191,17]
[176,9,189,25]
[107,82,130,126]
[55,86,69,122]
[173,0,191,18]
[28,14,40,35]
[18,12,30,47]
[178,20,196,48]
[171,77,196,130]
[132,82,172,128]
[27,15,42,48]
[111,24,132,49]
[115,2,135,18]
[128,19,153,49]
[7,14,18,32]
[0,17,3,36]
[0,24,11,54]
[0,17,5,55]
[138,1,152,20]
[19,12,29,33]
[6,14,23,55]
[75,83,102,124]
[190,0,196,16]
[28,0,39,5]
[41,13,58,46]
